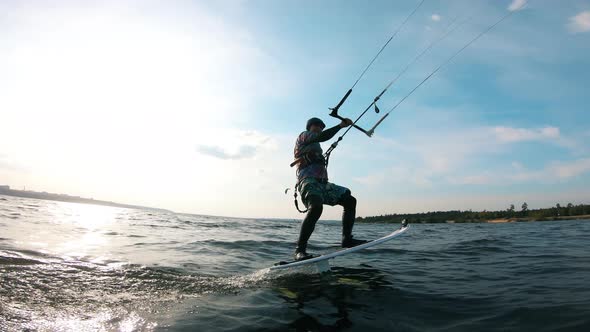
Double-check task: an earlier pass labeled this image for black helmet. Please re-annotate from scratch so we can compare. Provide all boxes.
[306,117,326,130]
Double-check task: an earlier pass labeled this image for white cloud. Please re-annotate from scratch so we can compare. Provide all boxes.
[196,130,276,160]
[450,158,590,185]
[353,165,432,188]
[492,126,560,143]
[490,126,582,154]
[550,158,590,178]
[431,14,441,22]
[511,161,525,171]
[357,189,590,216]
[0,154,28,172]
[508,0,527,12]
[196,145,257,160]
[354,122,587,192]
[447,174,494,185]
[567,11,590,33]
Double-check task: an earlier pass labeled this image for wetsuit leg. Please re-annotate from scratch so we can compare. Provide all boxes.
[295,195,323,253]
[338,190,357,240]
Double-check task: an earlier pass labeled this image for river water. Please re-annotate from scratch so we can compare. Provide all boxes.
[1,195,589,331]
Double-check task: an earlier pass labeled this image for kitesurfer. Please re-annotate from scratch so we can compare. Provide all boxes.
[292,117,368,261]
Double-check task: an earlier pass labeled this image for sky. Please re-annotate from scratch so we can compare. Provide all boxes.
[1,0,589,219]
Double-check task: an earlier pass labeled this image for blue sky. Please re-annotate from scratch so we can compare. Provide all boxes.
[1,0,589,218]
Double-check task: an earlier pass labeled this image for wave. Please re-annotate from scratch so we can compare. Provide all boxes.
[0,213,20,219]
[476,305,590,331]
[0,249,52,265]
[0,248,275,295]
[0,255,45,265]
[0,247,280,331]
[197,239,288,250]
[129,223,185,229]
[439,237,513,255]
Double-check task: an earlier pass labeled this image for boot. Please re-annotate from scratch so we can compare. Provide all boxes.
[342,235,369,248]
[293,195,323,261]
[293,246,314,261]
[340,193,367,248]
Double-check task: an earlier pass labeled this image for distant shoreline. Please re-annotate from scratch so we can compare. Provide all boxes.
[0,188,170,213]
[356,203,590,224]
[3,185,589,223]
[482,215,590,223]
[358,215,590,224]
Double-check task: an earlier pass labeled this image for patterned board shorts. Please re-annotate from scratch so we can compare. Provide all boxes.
[297,177,350,207]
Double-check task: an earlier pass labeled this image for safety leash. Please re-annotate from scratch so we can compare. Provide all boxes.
[293,187,309,213]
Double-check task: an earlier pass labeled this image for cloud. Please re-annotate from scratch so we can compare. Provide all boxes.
[511,161,525,171]
[195,130,276,160]
[490,126,584,153]
[357,188,590,216]
[0,154,28,172]
[431,14,441,22]
[353,165,433,188]
[354,121,587,191]
[567,11,590,33]
[508,0,527,12]
[450,158,590,185]
[447,173,494,185]
[550,158,590,178]
[492,126,560,143]
[196,145,257,160]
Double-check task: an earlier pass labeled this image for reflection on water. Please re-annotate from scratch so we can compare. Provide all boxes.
[58,202,123,229]
[272,267,391,331]
[9,201,126,263]
[57,203,123,260]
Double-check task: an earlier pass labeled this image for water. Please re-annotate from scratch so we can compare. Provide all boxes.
[1,195,589,331]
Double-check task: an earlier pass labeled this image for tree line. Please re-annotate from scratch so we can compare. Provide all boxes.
[356,203,590,223]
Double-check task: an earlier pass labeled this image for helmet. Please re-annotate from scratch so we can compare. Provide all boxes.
[306,117,326,131]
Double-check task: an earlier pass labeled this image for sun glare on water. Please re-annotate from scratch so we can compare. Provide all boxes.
[44,202,125,261]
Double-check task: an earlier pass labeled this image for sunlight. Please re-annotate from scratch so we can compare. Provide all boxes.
[52,202,123,258]
[57,201,121,229]
[0,1,279,215]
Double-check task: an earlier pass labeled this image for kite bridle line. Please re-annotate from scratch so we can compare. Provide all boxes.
[323,1,528,167]
[324,15,465,167]
[289,0,426,170]
[327,0,426,135]
[289,1,528,213]
[364,3,527,138]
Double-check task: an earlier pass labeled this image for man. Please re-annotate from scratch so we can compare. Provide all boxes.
[292,117,367,261]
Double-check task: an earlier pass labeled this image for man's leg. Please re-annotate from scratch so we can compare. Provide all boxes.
[295,194,323,258]
[339,190,356,239]
[338,190,367,248]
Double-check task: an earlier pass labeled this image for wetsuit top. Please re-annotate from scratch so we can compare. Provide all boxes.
[294,125,342,182]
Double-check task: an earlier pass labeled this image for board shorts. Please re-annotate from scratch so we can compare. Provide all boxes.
[297,177,350,208]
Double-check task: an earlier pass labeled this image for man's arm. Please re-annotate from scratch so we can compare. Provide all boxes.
[313,125,341,143]
[290,118,354,167]
[305,118,354,144]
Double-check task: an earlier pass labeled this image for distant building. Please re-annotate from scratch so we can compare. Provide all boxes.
[0,185,10,192]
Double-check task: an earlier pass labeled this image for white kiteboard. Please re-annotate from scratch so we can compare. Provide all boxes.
[269,220,409,271]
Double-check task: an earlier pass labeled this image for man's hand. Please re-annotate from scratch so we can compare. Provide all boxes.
[339,118,353,128]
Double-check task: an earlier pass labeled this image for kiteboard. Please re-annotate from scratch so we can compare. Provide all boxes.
[269,220,409,271]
